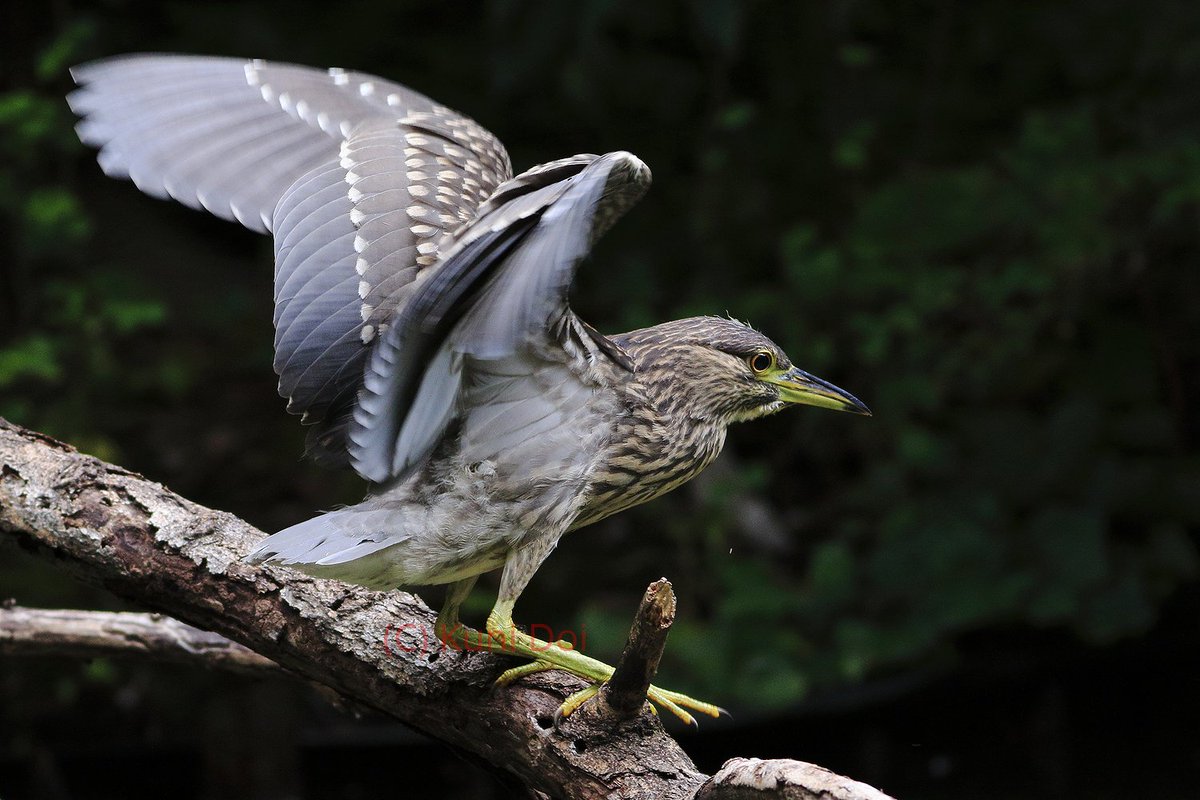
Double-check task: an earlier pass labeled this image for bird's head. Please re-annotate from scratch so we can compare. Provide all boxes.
[616,316,871,425]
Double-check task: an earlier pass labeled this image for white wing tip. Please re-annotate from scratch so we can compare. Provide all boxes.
[606,151,652,184]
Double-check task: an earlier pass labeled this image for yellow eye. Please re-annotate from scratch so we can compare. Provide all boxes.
[748,351,775,374]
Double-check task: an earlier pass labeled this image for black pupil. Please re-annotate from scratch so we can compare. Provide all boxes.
[752,353,771,371]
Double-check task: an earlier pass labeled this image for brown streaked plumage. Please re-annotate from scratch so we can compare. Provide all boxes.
[70,55,869,723]
[576,317,797,528]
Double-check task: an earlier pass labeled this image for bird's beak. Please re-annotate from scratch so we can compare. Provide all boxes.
[767,367,872,415]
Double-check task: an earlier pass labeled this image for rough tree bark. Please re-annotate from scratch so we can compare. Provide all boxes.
[0,605,278,674]
[603,578,678,720]
[0,418,896,800]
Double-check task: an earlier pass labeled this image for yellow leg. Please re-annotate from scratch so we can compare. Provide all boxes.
[455,542,724,724]
[496,659,559,684]
[441,600,723,724]
[557,684,601,721]
[434,576,478,644]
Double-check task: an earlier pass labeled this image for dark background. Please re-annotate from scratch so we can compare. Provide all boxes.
[2,1,1199,798]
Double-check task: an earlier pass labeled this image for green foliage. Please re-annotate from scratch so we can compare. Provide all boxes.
[0,336,60,384]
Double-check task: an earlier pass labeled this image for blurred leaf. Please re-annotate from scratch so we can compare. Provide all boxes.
[23,187,91,256]
[0,335,61,383]
[36,19,95,82]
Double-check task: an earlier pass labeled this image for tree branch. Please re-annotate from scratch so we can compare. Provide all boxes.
[0,604,279,674]
[603,577,677,719]
[0,417,895,800]
[696,758,896,800]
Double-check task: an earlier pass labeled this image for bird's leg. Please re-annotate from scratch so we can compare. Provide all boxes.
[484,598,721,724]
[482,537,610,675]
[472,542,722,725]
[435,576,478,646]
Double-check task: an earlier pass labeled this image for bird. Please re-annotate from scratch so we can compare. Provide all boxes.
[69,54,870,723]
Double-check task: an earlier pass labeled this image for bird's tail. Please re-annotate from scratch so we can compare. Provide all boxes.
[246,509,411,589]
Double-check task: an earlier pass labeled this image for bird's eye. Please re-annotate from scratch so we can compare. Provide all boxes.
[748,351,775,374]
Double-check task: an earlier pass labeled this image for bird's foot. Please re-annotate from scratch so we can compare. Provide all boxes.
[444,615,722,725]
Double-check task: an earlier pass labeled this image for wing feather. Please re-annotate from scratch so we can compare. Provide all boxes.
[71,54,512,431]
[350,152,650,482]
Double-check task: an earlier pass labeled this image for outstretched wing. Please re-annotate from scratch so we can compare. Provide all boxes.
[351,151,650,483]
[69,54,512,434]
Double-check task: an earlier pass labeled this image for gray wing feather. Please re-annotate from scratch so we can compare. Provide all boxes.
[457,358,600,475]
[71,54,512,436]
[453,182,597,359]
[269,166,364,412]
[277,273,363,389]
[71,56,350,232]
[387,343,463,475]
[350,151,651,483]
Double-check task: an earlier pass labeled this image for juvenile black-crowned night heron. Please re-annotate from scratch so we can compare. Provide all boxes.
[69,55,869,723]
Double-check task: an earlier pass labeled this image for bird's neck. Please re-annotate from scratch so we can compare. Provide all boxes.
[630,368,730,482]
[613,328,737,477]
[571,349,730,530]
